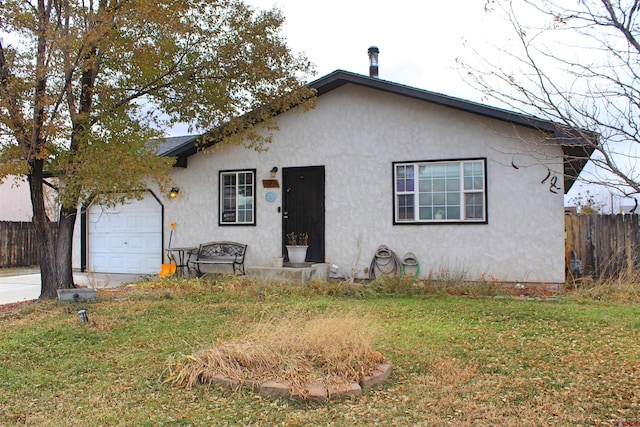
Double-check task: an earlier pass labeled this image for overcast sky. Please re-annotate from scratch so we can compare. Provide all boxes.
[169,1,514,126]
[169,1,512,134]
[246,0,507,100]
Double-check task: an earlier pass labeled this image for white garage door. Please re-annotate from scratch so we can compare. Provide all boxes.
[88,193,162,274]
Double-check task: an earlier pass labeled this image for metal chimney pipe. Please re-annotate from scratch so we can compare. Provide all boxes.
[368,46,379,78]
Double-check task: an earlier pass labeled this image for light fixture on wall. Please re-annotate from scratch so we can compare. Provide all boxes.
[169,187,180,199]
[270,167,278,178]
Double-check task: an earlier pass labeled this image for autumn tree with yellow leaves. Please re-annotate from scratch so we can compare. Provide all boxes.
[0,0,314,298]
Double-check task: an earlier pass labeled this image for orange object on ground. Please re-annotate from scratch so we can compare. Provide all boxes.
[159,263,176,277]
[159,222,179,277]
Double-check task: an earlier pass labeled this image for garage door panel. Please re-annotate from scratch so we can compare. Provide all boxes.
[127,215,158,232]
[108,235,126,250]
[145,236,163,251]
[125,236,143,250]
[88,193,162,274]
[107,256,125,269]
[89,255,108,270]
[91,234,124,250]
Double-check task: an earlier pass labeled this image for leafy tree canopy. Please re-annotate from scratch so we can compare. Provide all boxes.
[0,0,315,298]
[0,0,315,208]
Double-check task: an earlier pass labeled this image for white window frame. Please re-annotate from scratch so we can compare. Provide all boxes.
[219,169,256,225]
[393,158,487,224]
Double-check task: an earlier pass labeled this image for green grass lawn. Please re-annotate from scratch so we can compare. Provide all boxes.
[1,277,639,426]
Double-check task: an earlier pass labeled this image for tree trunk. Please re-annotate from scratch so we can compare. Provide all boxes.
[55,206,77,289]
[28,157,79,299]
[29,160,60,299]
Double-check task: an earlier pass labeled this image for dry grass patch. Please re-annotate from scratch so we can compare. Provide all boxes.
[568,271,640,302]
[166,311,386,399]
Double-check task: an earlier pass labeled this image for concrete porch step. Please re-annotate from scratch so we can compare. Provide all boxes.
[247,263,329,283]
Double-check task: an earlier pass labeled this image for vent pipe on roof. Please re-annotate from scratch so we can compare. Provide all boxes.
[368,46,379,78]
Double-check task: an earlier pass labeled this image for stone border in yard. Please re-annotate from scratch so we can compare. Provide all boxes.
[208,361,393,401]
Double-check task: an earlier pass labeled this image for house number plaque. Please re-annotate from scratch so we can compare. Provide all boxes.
[262,179,279,188]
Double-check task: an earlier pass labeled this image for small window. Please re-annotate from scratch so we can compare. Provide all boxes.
[394,159,486,224]
[219,170,255,225]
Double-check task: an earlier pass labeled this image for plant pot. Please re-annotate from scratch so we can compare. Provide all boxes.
[286,245,308,264]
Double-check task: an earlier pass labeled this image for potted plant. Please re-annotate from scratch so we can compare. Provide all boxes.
[286,232,309,264]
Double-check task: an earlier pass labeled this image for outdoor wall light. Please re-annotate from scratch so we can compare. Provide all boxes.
[270,167,278,178]
[169,187,180,199]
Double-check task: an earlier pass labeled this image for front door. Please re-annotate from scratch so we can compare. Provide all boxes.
[282,166,325,263]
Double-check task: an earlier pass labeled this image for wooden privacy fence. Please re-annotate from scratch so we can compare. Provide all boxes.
[565,214,640,280]
[0,221,40,268]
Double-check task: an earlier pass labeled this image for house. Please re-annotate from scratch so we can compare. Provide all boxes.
[73,69,592,286]
[0,175,59,222]
[0,176,34,222]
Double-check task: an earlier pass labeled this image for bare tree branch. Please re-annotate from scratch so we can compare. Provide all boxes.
[466,0,640,197]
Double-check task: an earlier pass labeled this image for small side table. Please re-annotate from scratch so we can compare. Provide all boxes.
[166,247,197,276]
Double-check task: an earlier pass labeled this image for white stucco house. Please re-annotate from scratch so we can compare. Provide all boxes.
[0,175,59,222]
[0,176,34,222]
[73,70,592,285]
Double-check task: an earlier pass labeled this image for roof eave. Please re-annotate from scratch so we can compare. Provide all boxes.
[311,70,565,132]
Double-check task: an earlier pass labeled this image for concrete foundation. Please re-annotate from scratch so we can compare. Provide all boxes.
[56,288,98,301]
[247,263,329,283]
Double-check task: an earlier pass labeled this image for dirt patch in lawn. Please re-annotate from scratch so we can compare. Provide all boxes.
[0,299,38,313]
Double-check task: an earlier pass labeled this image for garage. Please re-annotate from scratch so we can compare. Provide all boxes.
[87,192,163,274]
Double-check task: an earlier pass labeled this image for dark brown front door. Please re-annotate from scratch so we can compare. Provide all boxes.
[282,166,325,263]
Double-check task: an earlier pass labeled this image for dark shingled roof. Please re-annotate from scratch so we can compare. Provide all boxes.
[154,135,201,157]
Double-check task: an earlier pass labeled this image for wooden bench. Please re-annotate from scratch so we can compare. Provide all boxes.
[190,241,247,276]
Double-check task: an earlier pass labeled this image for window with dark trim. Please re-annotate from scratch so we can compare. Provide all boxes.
[394,159,487,224]
[219,169,255,225]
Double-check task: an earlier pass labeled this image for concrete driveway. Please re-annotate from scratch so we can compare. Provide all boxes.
[0,269,145,305]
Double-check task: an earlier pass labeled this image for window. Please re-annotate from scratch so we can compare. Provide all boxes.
[219,170,255,225]
[394,159,486,224]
